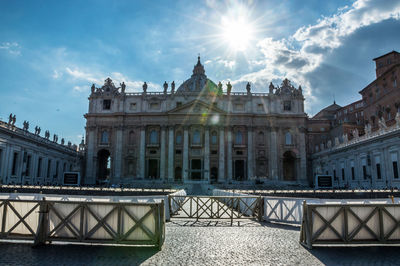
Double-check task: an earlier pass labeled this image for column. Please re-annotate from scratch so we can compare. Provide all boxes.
[160,126,166,180]
[167,126,174,181]
[247,127,254,180]
[114,127,123,184]
[218,127,225,182]
[227,128,233,181]
[204,127,210,181]
[269,129,278,180]
[85,129,95,185]
[182,127,189,181]
[139,127,146,178]
[299,129,307,184]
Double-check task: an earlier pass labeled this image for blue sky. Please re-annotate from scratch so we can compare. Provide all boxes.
[1,0,399,145]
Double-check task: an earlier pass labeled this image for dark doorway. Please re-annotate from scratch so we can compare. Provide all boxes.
[210,167,218,182]
[175,167,182,181]
[147,159,159,179]
[283,151,296,181]
[97,149,111,182]
[191,159,202,180]
[234,160,245,181]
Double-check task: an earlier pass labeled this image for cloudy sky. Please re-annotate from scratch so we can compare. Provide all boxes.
[0,0,399,144]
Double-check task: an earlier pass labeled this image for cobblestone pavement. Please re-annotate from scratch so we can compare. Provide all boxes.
[1,220,400,265]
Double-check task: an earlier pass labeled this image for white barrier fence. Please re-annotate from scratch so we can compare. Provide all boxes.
[0,189,186,221]
[213,189,400,225]
[300,202,400,249]
[0,198,165,249]
[212,189,261,217]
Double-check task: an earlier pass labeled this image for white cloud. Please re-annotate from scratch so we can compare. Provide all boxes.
[234,0,400,110]
[0,42,21,55]
[52,70,62,79]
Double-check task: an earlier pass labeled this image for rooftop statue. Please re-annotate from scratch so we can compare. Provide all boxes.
[91,84,95,94]
[171,81,175,93]
[227,81,232,95]
[163,81,168,94]
[120,82,126,93]
[142,82,147,93]
[378,117,387,131]
[246,82,251,94]
[269,82,274,94]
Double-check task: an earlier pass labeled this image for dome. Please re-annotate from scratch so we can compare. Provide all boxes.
[176,56,219,94]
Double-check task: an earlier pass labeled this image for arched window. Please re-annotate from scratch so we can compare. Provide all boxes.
[211,131,217,144]
[176,132,182,145]
[101,131,109,144]
[129,131,135,145]
[192,130,201,144]
[257,131,264,145]
[149,130,158,144]
[235,131,243,145]
[285,132,292,145]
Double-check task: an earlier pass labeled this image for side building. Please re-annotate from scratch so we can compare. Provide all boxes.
[0,120,82,185]
[84,57,308,186]
[310,50,400,189]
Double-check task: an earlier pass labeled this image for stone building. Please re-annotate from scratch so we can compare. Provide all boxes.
[84,57,308,185]
[312,116,400,189]
[310,50,400,189]
[0,119,82,185]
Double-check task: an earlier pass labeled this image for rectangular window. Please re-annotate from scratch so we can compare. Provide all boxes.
[11,152,18,176]
[376,164,381,179]
[341,168,345,180]
[63,162,66,173]
[176,102,182,108]
[393,162,399,179]
[37,158,42,177]
[363,165,367,180]
[150,102,160,109]
[26,155,31,177]
[283,101,291,111]
[211,150,218,155]
[392,153,399,179]
[103,99,111,110]
[235,103,244,111]
[333,169,337,180]
[47,159,51,178]
[55,161,59,179]
[175,149,182,155]
[351,167,355,180]
[130,102,137,110]
[0,149,2,174]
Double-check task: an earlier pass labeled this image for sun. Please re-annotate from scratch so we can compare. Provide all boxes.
[220,16,255,52]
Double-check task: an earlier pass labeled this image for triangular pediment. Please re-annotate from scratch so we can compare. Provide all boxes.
[167,100,226,115]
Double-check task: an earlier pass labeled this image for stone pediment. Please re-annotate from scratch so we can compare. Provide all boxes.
[167,100,226,115]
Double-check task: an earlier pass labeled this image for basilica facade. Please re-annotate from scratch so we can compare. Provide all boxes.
[84,57,308,185]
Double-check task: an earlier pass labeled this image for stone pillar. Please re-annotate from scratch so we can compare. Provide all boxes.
[299,130,307,184]
[247,127,254,180]
[160,126,166,180]
[167,126,174,181]
[182,127,189,181]
[218,127,225,182]
[269,129,278,180]
[85,128,96,185]
[227,128,233,181]
[139,127,146,178]
[114,127,123,184]
[204,127,210,181]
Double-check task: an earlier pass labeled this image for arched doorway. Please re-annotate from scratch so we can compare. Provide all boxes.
[210,167,218,182]
[283,151,296,181]
[234,160,245,181]
[175,167,182,181]
[97,149,111,183]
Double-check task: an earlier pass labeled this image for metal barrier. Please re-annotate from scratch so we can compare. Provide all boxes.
[0,198,165,249]
[169,195,263,225]
[300,202,400,249]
